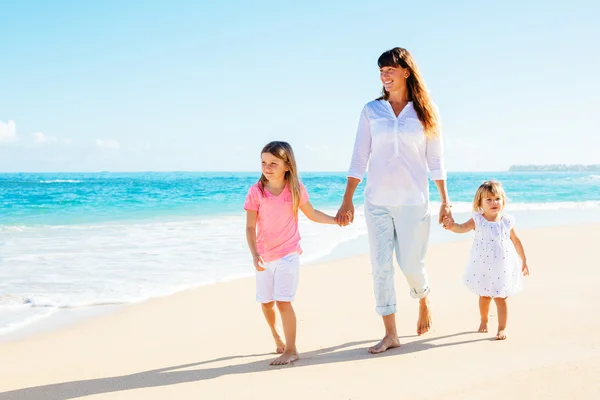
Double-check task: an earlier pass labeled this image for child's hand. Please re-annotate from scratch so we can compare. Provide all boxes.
[253,254,265,271]
[338,210,353,227]
[522,263,529,276]
[442,215,454,230]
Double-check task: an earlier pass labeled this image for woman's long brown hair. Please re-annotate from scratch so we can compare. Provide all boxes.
[259,141,301,216]
[377,47,440,138]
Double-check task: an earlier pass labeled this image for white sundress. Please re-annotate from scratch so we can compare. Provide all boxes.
[463,212,523,298]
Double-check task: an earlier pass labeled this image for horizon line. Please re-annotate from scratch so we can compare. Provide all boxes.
[0,169,538,174]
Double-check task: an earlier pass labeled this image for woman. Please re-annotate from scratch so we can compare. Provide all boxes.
[336,47,452,354]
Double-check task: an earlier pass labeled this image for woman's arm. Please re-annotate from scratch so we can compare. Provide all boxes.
[300,201,337,224]
[426,110,450,224]
[337,106,371,226]
[245,210,264,270]
[433,180,452,224]
[336,177,360,226]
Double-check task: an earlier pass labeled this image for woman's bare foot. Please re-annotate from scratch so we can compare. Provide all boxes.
[273,335,285,354]
[368,335,401,354]
[417,300,432,335]
[270,349,299,365]
[478,320,488,333]
[496,329,507,340]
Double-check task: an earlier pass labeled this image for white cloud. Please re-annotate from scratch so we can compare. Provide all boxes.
[95,139,120,150]
[62,138,73,145]
[32,132,58,145]
[0,120,17,143]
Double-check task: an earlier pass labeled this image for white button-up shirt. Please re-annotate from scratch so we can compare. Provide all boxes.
[347,100,447,206]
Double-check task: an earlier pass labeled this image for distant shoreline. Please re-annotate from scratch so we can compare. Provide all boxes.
[509,164,600,172]
[1,168,599,174]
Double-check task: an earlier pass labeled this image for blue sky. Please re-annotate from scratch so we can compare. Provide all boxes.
[1,0,598,172]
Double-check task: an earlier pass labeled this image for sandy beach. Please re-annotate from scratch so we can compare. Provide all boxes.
[1,223,599,399]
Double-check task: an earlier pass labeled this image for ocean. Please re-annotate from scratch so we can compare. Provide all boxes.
[1,171,600,337]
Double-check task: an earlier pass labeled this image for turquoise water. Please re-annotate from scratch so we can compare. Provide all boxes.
[1,171,599,336]
[2,171,599,225]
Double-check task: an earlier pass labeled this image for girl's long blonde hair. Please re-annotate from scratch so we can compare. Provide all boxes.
[377,47,440,138]
[472,181,508,212]
[259,141,301,216]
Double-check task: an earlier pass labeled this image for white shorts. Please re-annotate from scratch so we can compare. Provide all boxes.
[256,252,300,303]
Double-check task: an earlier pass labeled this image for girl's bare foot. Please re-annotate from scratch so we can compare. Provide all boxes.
[496,329,507,340]
[478,321,488,333]
[270,349,299,365]
[368,335,401,354]
[417,300,432,335]
[273,335,285,354]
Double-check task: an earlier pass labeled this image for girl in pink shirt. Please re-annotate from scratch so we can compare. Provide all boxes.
[244,141,338,365]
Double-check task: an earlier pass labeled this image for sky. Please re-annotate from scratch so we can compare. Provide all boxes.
[1,0,599,172]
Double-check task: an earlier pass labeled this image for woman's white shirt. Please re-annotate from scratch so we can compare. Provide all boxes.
[347,100,447,206]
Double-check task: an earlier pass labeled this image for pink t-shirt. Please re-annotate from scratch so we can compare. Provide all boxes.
[244,182,309,262]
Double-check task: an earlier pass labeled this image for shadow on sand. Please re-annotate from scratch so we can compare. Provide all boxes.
[0,331,494,400]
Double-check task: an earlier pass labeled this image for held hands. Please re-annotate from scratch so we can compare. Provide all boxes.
[335,201,354,227]
[438,203,452,225]
[253,254,265,271]
[440,203,454,230]
[442,215,455,230]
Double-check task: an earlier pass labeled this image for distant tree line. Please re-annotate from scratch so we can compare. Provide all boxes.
[509,164,600,171]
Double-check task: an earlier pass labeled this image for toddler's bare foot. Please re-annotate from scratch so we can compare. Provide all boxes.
[496,329,507,340]
[368,335,401,354]
[417,300,432,335]
[273,335,285,354]
[270,349,299,365]
[478,321,488,333]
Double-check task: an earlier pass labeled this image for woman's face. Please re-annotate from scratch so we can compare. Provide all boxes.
[379,65,409,92]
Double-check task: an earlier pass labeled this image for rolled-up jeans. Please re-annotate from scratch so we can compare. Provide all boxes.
[364,200,431,316]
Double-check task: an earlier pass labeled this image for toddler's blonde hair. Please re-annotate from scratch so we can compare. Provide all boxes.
[472,180,508,212]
